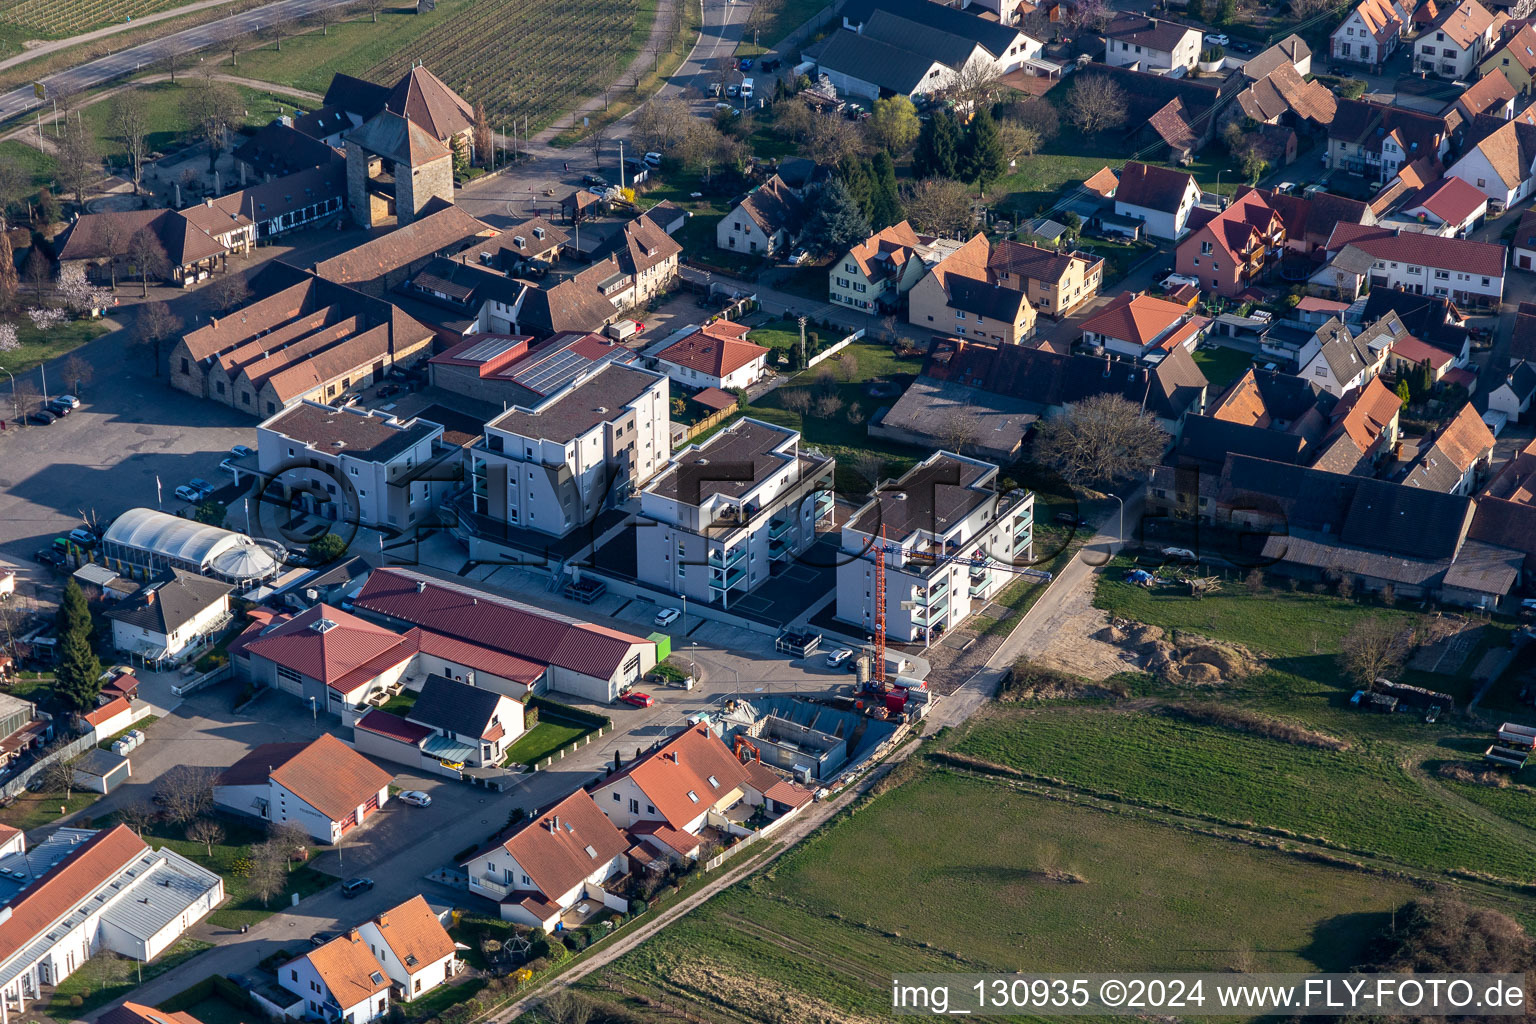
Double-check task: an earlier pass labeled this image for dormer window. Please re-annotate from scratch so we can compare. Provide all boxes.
[534,227,545,239]
[514,236,526,249]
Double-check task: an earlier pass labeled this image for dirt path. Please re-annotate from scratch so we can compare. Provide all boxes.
[0,0,245,74]
[1399,750,1536,846]
[1010,564,1139,681]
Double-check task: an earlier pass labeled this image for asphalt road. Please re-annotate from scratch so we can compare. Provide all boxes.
[0,0,357,123]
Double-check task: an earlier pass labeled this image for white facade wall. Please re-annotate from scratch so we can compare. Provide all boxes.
[464,846,626,926]
[1363,253,1504,302]
[257,420,444,530]
[1115,191,1198,240]
[281,954,389,1023]
[660,353,767,391]
[1448,146,1530,207]
[357,921,454,1000]
[1104,28,1200,73]
[109,596,229,661]
[1488,382,1531,420]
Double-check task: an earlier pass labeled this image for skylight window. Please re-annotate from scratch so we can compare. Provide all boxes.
[405,955,418,967]
[584,844,597,858]
[707,775,719,788]
[370,972,385,986]
[687,791,699,803]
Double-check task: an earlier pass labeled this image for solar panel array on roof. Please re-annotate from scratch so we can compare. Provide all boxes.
[512,348,589,395]
[458,335,526,364]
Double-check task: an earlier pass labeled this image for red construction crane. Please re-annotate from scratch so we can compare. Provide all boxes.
[873,526,887,688]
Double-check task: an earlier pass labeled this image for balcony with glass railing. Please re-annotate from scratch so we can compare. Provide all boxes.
[769,517,793,539]
[911,598,949,625]
[969,578,992,598]
[707,545,745,569]
[912,582,948,606]
[769,535,791,560]
[709,564,747,591]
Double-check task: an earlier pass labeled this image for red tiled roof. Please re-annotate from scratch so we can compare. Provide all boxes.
[355,709,433,744]
[100,1003,205,1024]
[242,604,414,690]
[1326,223,1505,277]
[1404,176,1488,226]
[1115,161,1198,215]
[600,724,751,831]
[406,627,544,684]
[743,759,813,809]
[658,321,769,379]
[692,387,740,412]
[354,569,651,682]
[301,932,390,1008]
[221,734,392,823]
[82,696,131,728]
[0,826,147,961]
[1079,292,1190,348]
[489,788,629,900]
[370,894,455,972]
[628,820,701,856]
[1391,334,1456,370]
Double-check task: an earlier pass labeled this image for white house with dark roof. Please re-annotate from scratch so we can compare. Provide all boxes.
[1113,162,1202,240]
[104,570,232,666]
[1488,360,1536,421]
[461,788,631,928]
[716,175,803,256]
[635,418,835,609]
[403,673,524,767]
[1104,14,1201,75]
[652,321,769,391]
[214,734,394,842]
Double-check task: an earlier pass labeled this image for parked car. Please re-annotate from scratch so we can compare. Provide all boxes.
[644,151,663,168]
[25,410,56,426]
[621,691,655,708]
[1054,511,1090,527]
[341,877,374,898]
[727,84,741,98]
[44,400,72,417]
[53,395,80,410]
[33,548,64,567]
[826,647,853,668]
[67,527,97,546]
[739,57,753,70]
[376,383,402,399]
[582,173,608,187]
[229,444,254,458]
[310,932,337,948]
[1204,32,1229,45]
[397,790,431,807]
[787,248,810,266]
[174,484,201,503]
[762,57,782,71]
[655,607,681,627]
[189,478,216,500]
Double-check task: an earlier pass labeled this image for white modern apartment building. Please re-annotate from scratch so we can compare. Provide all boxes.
[636,419,834,610]
[466,363,669,541]
[257,402,449,530]
[835,452,1035,642]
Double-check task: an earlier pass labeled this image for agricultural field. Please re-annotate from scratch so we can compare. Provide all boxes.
[1,0,198,41]
[563,768,1435,1022]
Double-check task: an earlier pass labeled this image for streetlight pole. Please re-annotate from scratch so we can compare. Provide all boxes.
[0,365,14,421]
[1109,494,1125,551]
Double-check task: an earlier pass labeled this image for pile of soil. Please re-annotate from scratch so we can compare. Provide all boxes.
[1108,618,1259,685]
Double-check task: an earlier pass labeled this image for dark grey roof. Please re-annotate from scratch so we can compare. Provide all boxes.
[1360,290,1469,351]
[1219,454,1363,532]
[323,73,390,120]
[1339,477,1472,559]
[946,275,1029,322]
[848,454,995,539]
[407,674,506,737]
[1104,13,1200,52]
[407,257,526,309]
[1503,360,1536,403]
[1176,415,1307,469]
[234,122,342,179]
[814,31,937,93]
[487,363,662,443]
[647,419,800,504]
[863,9,978,68]
[841,0,1021,56]
[263,403,441,463]
[1312,318,1375,384]
[104,570,232,635]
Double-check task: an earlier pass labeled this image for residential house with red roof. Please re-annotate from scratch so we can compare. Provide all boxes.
[462,788,631,928]
[987,240,1103,317]
[1403,402,1497,493]
[1416,0,1499,77]
[592,724,755,861]
[653,320,769,391]
[1307,376,1403,474]
[0,827,223,1024]
[1175,190,1286,299]
[351,568,656,703]
[1446,112,1536,208]
[1383,334,1461,382]
[907,233,1037,344]
[1113,161,1202,240]
[215,734,394,842]
[1331,0,1409,69]
[1080,292,1208,357]
[1323,224,1506,304]
[1479,23,1536,92]
[234,604,417,713]
[1456,70,1517,120]
[281,928,393,1023]
[829,220,940,312]
[357,895,460,1001]
[1391,176,1489,236]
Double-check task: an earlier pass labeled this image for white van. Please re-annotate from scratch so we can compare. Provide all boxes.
[740,78,755,98]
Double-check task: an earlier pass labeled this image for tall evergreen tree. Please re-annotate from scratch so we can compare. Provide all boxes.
[53,580,101,711]
[960,108,1007,192]
[912,110,960,180]
[838,156,877,221]
[799,180,873,257]
[869,151,904,230]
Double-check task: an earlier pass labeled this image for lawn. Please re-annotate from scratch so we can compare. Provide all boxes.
[569,768,1427,1021]
[501,719,591,767]
[955,704,1536,880]
[0,315,113,380]
[46,937,213,1020]
[164,992,249,1024]
[0,789,101,831]
[1192,343,1256,392]
[380,689,417,715]
[80,81,284,164]
[0,141,58,190]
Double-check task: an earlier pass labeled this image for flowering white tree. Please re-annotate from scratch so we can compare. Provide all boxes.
[27,307,64,333]
[0,323,16,353]
[56,265,113,316]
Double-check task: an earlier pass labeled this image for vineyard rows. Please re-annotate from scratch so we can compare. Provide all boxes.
[3,0,193,37]
[363,0,643,131]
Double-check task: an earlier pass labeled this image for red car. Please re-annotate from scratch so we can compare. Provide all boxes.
[620,691,655,708]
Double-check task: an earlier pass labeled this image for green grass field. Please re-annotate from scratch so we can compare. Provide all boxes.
[1193,344,1254,392]
[80,81,283,163]
[0,141,59,190]
[0,789,101,831]
[501,719,591,767]
[569,769,1427,1021]
[47,938,212,1020]
[0,315,112,380]
[957,705,1536,880]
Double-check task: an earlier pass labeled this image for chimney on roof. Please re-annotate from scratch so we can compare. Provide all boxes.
[377,913,389,928]
[415,580,426,593]
[349,928,361,943]
[145,589,156,605]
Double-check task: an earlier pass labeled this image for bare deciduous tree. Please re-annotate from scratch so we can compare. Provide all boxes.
[898,178,974,237]
[248,839,287,906]
[1338,616,1408,686]
[133,300,180,374]
[1066,75,1129,134]
[805,113,864,166]
[1033,393,1168,487]
[181,79,242,173]
[117,801,157,836]
[0,164,28,230]
[937,410,981,455]
[948,60,1003,109]
[780,388,812,415]
[128,230,171,298]
[631,97,693,153]
[269,821,309,869]
[207,272,251,313]
[111,90,153,196]
[42,748,82,800]
[851,451,886,490]
[187,816,225,856]
[156,764,217,824]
